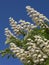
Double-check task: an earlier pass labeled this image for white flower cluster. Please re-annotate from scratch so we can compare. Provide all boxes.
[34,35,49,56]
[19,20,37,31]
[26,6,49,28]
[9,17,37,35]
[9,17,21,35]
[5,28,16,39]
[26,38,48,65]
[5,27,49,65]
[4,6,49,65]
[10,43,31,64]
[9,37,49,65]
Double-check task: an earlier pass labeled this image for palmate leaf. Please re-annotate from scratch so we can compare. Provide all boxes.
[0,48,10,57]
[0,48,16,59]
[5,36,23,47]
[22,28,49,50]
[44,57,49,65]
[28,28,49,40]
[23,28,46,42]
[44,28,49,39]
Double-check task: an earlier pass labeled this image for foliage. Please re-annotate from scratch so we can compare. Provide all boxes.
[0,6,49,65]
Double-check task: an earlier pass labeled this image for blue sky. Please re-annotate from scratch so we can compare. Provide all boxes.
[0,0,49,65]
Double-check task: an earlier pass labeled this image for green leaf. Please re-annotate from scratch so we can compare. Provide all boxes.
[5,36,23,47]
[45,58,49,65]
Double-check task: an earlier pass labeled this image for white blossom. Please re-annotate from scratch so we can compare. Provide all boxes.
[26,6,49,28]
[3,5,49,65]
[5,28,16,40]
